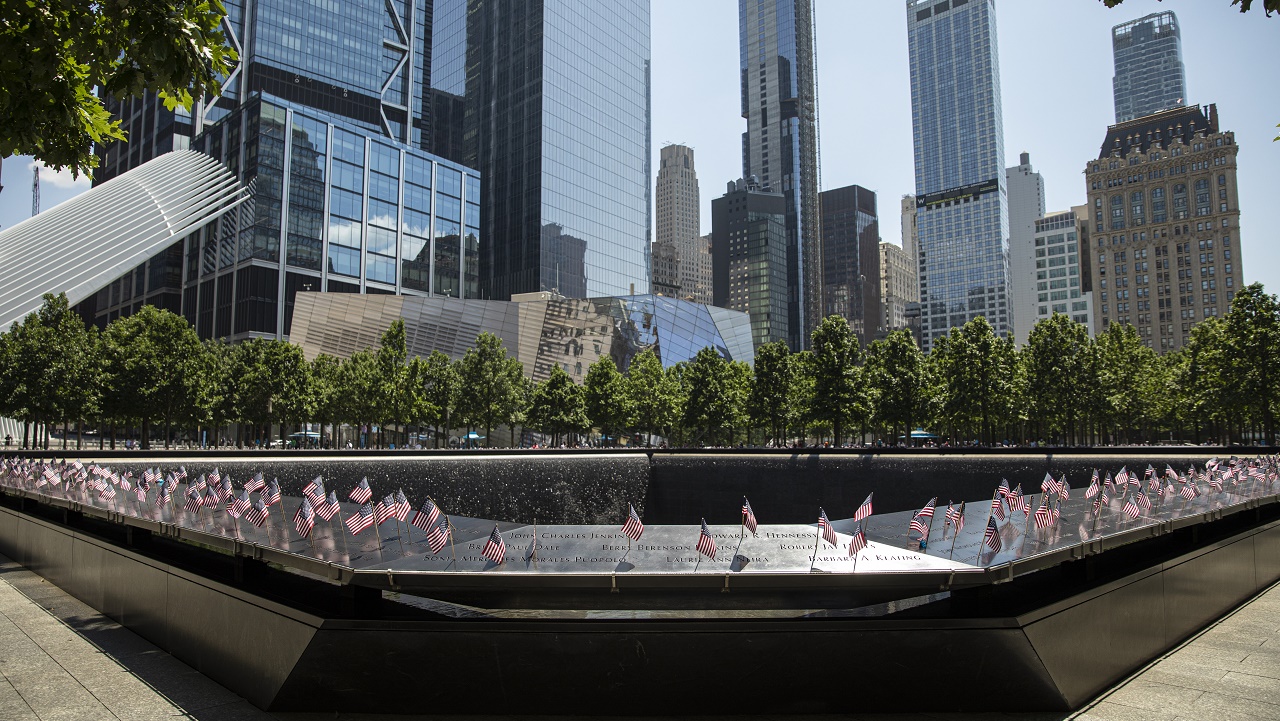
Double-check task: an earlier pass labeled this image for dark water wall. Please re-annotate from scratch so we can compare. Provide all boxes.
[7,449,1237,526]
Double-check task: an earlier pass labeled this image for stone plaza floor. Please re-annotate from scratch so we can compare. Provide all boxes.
[1,548,1279,720]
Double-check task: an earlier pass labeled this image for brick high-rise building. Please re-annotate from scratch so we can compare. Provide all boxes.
[1083,104,1242,352]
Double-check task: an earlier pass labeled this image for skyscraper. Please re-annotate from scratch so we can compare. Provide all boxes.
[818,185,880,345]
[712,178,790,349]
[1112,11,1187,124]
[1006,152,1046,346]
[739,0,820,351]
[653,144,710,303]
[1084,104,1242,352]
[82,0,481,339]
[906,0,1011,352]
[434,0,653,301]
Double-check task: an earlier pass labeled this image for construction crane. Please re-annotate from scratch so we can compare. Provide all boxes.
[32,165,39,216]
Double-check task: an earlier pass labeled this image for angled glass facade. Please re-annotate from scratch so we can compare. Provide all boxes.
[290,293,755,385]
[1112,11,1187,124]
[739,0,820,350]
[906,0,1010,352]
[430,0,652,301]
[84,0,483,341]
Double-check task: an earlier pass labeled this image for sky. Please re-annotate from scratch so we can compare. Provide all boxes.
[1,0,1276,290]
[648,0,1280,291]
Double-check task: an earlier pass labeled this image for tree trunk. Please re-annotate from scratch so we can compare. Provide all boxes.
[141,418,150,450]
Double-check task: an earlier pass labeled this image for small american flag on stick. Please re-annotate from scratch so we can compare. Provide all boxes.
[622,504,644,541]
[482,525,507,564]
[426,520,450,554]
[345,503,375,534]
[741,497,757,536]
[411,498,442,532]
[349,478,373,504]
[819,508,838,547]
[983,515,1002,553]
[294,499,316,538]
[852,492,874,523]
[696,519,717,560]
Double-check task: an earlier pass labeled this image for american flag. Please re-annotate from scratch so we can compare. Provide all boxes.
[218,476,234,502]
[303,476,326,506]
[1249,466,1266,483]
[622,504,645,541]
[393,489,411,521]
[315,491,341,522]
[852,492,874,523]
[411,498,442,532]
[244,472,265,494]
[696,519,717,560]
[229,490,252,519]
[482,525,507,564]
[952,501,966,533]
[848,527,868,556]
[349,478,373,504]
[819,507,839,547]
[1033,497,1054,529]
[1009,484,1029,515]
[908,498,936,541]
[142,468,160,487]
[190,474,207,493]
[1122,494,1141,519]
[262,479,282,506]
[345,503,376,534]
[165,473,179,493]
[1209,473,1224,492]
[202,488,220,509]
[1165,464,1179,482]
[244,499,269,528]
[156,482,171,509]
[1177,478,1198,502]
[183,489,202,514]
[1135,490,1152,511]
[118,476,131,492]
[208,467,220,490]
[1128,468,1141,488]
[132,483,148,503]
[1158,481,1173,499]
[1041,473,1062,498]
[374,495,396,525]
[944,501,959,531]
[982,515,1002,553]
[294,498,315,538]
[741,497,758,536]
[99,483,117,501]
[997,479,1012,500]
[1104,472,1114,494]
[990,493,1006,522]
[1085,470,1100,499]
[1058,476,1071,501]
[426,520,450,554]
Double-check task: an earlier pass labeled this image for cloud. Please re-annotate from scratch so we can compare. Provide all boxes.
[26,159,92,190]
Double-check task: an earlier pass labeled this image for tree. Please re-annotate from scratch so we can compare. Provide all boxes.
[866,330,930,446]
[527,365,589,446]
[340,350,379,448]
[931,317,1017,445]
[680,347,735,445]
[418,351,457,448]
[1095,322,1159,443]
[808,316,862,446]
[101,305,203,449]
[583,356,631,446]
[455,332,524,448]
[1102,0,1277,16]
[1223,284,1280,444]
[376,320,411,447]
[1172,318,1229,444]
[625,349,681,446]
[228,339,310,447]
[748,341,797,447]
[1022,314,1092,444]
[309,354,343,447]
[0,1,239,174]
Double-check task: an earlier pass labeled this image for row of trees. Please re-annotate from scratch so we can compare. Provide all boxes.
[2,285,1279,450]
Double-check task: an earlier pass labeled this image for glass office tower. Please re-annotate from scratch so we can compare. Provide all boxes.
[1112,11,1187,124]
[83,0,482,340]
[429,0,653,301]
[905,0,1011,352]
[739,0,820,351]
